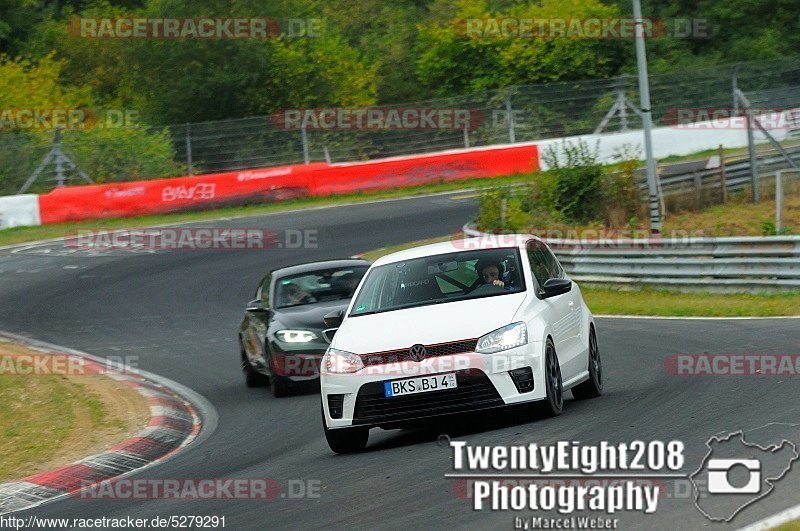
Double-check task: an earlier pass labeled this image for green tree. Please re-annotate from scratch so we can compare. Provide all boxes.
[0,54,179,193]
[415,0,627,96]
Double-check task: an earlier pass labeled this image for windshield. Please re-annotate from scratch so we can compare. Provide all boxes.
[349,248,525,316]
[275,266,368,309]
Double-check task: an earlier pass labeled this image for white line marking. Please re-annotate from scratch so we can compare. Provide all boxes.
[738,502,800,530]
[595,315,800,320]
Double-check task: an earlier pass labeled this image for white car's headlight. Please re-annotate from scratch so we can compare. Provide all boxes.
[325,348,364,374]
[276,330,318,343]
[476,322,528,354]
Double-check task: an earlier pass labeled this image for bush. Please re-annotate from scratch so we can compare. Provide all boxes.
[65,127,182,184]
[474,142,649,233]
[0,128,183,195]
[603,144,643,226]
[538,138,604,223]
[476,187,534,233]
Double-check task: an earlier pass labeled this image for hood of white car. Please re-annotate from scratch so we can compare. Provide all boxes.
[332,293,528,354]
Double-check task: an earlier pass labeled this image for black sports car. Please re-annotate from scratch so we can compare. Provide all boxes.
[238,259,369,397]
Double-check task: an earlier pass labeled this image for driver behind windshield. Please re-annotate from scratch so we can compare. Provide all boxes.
[338,272,360,297]
[280,282,315,306]
[475,258,506,288]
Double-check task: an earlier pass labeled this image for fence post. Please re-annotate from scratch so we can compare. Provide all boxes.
[53,128,65,188]
[718,144,727,203]
[185,123,193,176]
[323,146,331,164]
[775,170,783,233]
[505,87,515,144]
[618,75,628,131]
[463,126,470,148]
[745,110,759,202]
[694,172,702,209]
[301,125,310,164]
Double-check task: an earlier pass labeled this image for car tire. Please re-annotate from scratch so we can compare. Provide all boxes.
[533,338,563,417]
[571,326,603,400]
[241,344,268,388]
[321,403,369,454]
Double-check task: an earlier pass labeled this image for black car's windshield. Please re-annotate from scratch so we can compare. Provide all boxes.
[349,248,525,317]
[276,266,368,309]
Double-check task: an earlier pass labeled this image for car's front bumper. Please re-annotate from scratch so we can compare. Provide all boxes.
[321,343,545,428]
[270,351,325,382]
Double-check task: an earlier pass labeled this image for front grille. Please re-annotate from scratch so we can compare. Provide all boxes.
[360,339,478,367]
[352,369,504,425]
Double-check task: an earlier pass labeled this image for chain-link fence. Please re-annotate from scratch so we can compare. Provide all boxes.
[3,55,799,195]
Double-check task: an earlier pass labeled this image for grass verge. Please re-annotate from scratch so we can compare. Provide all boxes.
[0,339,150,482]
[359,238,800,317]
[581,286,799,317]
[662,195,799,237]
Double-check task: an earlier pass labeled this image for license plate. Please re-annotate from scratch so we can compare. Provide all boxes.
[384,373,457,398]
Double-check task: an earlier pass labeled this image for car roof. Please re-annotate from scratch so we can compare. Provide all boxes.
[372,235,537,266]
[272,259,370,278]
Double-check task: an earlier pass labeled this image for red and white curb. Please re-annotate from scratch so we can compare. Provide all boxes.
[0,332,217,515]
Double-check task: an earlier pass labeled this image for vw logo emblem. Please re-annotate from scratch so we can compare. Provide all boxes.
[409,344,427,362]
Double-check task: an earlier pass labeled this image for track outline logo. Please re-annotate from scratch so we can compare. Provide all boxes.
[690,424,799,522]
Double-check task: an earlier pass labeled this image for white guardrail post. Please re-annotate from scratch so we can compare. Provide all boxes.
[462,223,800,291]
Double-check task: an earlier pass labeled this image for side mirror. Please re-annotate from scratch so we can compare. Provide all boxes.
[323,309,344,329]
[541,278,572,299]
[246,299,268,312]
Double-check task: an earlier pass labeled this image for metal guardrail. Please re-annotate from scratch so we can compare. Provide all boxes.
[649,144,800,196]
[463,224,800,291]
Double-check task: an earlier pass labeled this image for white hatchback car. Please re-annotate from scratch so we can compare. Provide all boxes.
[320,235,602,453]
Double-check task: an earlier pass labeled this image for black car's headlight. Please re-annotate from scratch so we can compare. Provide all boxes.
[276,330,318,343]
[475,322,528,354]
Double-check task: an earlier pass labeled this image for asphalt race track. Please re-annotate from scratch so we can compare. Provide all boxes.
[1,192,799,530]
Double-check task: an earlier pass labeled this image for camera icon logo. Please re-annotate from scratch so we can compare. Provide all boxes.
[706,458,761,494]
[690,427,799,522]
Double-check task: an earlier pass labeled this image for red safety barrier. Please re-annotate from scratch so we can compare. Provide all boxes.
[307,145,539,196]
[38,163,324,224]
[37,145,538,224]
